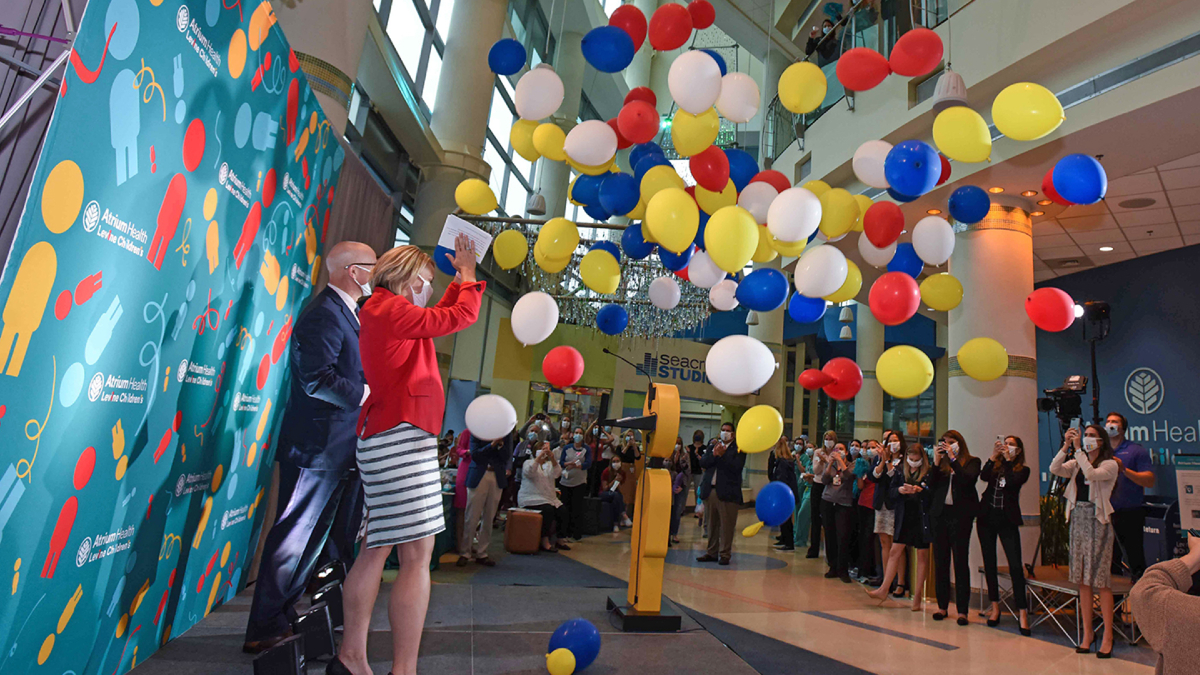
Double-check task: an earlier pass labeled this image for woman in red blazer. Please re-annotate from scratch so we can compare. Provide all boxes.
[331,234,484,675]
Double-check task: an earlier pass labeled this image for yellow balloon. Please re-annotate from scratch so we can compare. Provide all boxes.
[704,206,759,273]
[645,188,699,254]
[579,249,621,294]
[933,106,992,163]
[818,188,860,238]
[991,82,1065,141]
[919,273,963,311]
[750,229,778,263]
[768,233,807,257]
[824,259,862,303]
[537,217,580,259]
[547,648,576,675]
[803,179,831,198]
[695,180,737,215]
[640,164,685,203]
[742,521,766,537]
[568,176,583,206]
[957,337,1009,382]
[532,123,567,162]
[670,107,720,157]
[778,62,827,114]
[627,196,647,220]
[534,241,571,273]
[569,156,615,176]
[511,119,541,162]
[454,179,497,215]
[492,230,529,270]
[736,404,783,454]
[876,346,934,399]
[852,194,873,232]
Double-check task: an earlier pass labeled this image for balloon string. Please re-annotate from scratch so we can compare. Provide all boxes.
[545,0,556,62]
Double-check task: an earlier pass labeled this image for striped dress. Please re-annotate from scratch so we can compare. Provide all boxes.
[357,422,444,548]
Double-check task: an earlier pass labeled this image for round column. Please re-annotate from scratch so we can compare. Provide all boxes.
[534,31,586,219]
[853,304,884,442]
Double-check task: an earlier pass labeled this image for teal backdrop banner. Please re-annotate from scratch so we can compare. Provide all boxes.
[0,0,344,672]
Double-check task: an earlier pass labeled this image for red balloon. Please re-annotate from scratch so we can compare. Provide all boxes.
[73,445,95,490]
[689,146,730,193]
[1025,288,1075,331]
[750,170,790,194]
[606,117,632,150]
[888,28,943,77]
[617,101,659,145]
[648,4,692,51]
[687,0,715,29]
[868,272,921,326]
[798,368,835,390]
[674,265,690,281]
[625,86,657,108]
[609,4,648,52]
[936,154,951,186]
[685,185,697,199]
[543,346,585,389]
[863,202,905,248]
[822,358,863,401]
[836,48,891,91]
[1042,167,1073,206]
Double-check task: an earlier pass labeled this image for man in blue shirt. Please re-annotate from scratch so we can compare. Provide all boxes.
[1106,411,1156,579]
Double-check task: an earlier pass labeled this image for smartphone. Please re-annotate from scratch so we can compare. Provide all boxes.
[1069,418,1082,431]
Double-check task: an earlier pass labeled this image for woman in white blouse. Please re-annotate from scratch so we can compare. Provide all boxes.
[518,442,567,552]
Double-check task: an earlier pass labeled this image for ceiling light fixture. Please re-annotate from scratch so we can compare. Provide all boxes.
[1020,190,1038,197]
[926,208,942,215]
[988,187,1005,194]
[1037,199,1053,206]
[1099,246,1114,252]
[1029,211,1044,217]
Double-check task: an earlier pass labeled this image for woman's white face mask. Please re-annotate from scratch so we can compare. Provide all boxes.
[906,457,922,468]
[410,273,433,307]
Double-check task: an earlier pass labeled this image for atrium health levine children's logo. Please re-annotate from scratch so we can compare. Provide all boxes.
[1125,367,1164,415]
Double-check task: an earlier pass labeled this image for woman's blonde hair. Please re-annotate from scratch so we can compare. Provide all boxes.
[903,442,930,483]
[774,437,793,461]
[371,245,433,295]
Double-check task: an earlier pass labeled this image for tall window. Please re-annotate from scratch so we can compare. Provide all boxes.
[378,0,454,117]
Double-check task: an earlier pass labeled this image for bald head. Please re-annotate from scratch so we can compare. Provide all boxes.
[326,241,376,300]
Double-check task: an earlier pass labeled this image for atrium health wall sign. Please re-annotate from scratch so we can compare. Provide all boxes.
[0,0,343,672]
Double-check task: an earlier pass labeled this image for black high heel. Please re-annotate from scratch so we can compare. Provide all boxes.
[987,616,1000,628]
[326,657,353,675]
[1075,641,1093,654]
[1019,626,1031,637]
[891,584,907,598]
[1097,648,1112,659]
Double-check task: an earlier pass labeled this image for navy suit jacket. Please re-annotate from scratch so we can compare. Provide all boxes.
[698,439,746,504]
[467,435,515,490]
[280,287,366,472]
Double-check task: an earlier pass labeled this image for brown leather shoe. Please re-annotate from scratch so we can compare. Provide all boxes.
[242,628,294,654]
[475,557,496,567]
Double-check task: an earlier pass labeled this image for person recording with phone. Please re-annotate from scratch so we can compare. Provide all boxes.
[805,435,828,559]
[821,440,856,583]
[868,442,932,612]
[929,430,981,625]
[978,435,1031,635]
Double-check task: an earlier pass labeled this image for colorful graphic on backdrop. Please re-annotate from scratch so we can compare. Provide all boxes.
[0,0,343,672]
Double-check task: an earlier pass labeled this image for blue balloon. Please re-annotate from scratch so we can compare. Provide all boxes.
[433,245,456,276]
[887,242,924,278]
[590,240,622,263]
[736,268,789,312]
[788,293,826,323]
[884,140,941,197]
[947,185,990,224]
[887,187,919,203]
[581,26,635,73]
[629,142,665,170]
[1053,154,1107,205]
[583,202,612,221]
[755,482,797,527]
[694,209,710,249]
[700,49,727,76]
[621,222,656,260]
[658,244,694,271]
[549,619,602,671]
[487,39,526,76]
[598,172,639,216]
[725,148,759,192]
[596,304,629,335]
[634,153,671,182]
[573,174,604,206]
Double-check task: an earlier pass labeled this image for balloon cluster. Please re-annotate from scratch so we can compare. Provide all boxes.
[546,619,602,675]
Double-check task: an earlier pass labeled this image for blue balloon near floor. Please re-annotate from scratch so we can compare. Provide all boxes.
[596,303,629,335]
[549,618,602,671]
[573,174,604,206]
[700,49,727,76]
[887,242,924,278]
[756,482,796,527]
[621,222,656,260]
[598,172,639,216]
[629,142,665,170]
[1053,154,1108,205]
[659,244,694,271]
[582,25,635,73]
[725,148,759,192]
[884,140,941,198]
[590,240,622,263]
[947,185,990,224]
[694,210,709,249]
[634,153,672,182]
[788,292,826,324]
[487,38,526,75]
[583,202,612,221]
[433,245,456,276]
[736,268,789,312]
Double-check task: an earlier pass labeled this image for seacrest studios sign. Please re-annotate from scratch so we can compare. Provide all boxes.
[642,351,710,385]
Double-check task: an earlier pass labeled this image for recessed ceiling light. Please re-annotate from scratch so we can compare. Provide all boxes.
[926,208,942,215]
[1037,199,1053,206]
[988,187,1005,194]
[1029,211,1045,217]
[1099,246,1114,252]
[1020,190,1038,197]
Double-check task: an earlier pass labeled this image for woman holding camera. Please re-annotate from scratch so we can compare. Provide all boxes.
[978,435,1031,635]
[929,430,981,625]
[821,440,856,582]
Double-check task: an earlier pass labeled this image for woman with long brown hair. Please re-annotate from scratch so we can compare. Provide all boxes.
[868,442,932,611]
[928,430,981,625]
[667,435,691,544]
[978,435,1031,635]
[771,437,798,551]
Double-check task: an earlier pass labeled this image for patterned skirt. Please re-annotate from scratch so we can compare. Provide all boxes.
[874,506,895,535]
[1068,501,1114,588]
[357,422,444,549]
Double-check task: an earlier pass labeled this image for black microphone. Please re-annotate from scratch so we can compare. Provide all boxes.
[603,347,653,389]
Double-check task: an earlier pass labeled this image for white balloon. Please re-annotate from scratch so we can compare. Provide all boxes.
[794,244,848,298]
[649,276,681,310]
[564,120,617,167]
[767,187,821,242]
[858,231,897,267]
[852,140,892,189]
[687,249,725,289]
[715,72,760,123]
[911,215,955,266]
[737,182,778,224]
[705,335,777,396]
[668,50,723,115]
[511,291,559,345]
[709,278,739,311]
[465,394,518,441]
[514,66,565,121]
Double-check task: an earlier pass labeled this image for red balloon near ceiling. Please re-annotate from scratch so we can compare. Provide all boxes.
[822,358,864,401]
[798,368,835,390]
[868,272,921,326]
[936,154,951,186]
[1041,167,1074,206]
[687,0,715,29]
[888,28,943,77]
[609,4,648,52]
[863,201,905,248]
[750,170,790,194]
[607,117,632,150]
[625,86,657,108]
[689,146,730,193]
[543,346,585,389]
[836,48,891,91]
[1025,287,1076,331]
[648,4,693,51]
[617,100,660,145]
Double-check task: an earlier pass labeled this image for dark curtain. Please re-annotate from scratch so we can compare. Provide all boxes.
[312,136,395,293]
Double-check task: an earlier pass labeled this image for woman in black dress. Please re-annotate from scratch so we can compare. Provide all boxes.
[978,435,1031,635]
[868,442,932,612]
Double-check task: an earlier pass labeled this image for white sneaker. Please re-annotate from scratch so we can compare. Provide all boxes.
[613,525,620,533]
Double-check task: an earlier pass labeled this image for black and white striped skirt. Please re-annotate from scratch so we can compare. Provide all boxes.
[356,422,445,548]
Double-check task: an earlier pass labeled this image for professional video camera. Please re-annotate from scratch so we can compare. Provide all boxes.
[1037,374,1088,434]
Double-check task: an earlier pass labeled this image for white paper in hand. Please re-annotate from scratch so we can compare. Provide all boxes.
[440,214,492,264]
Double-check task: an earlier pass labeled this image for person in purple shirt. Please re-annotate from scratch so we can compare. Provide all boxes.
[1106,412,1157,579]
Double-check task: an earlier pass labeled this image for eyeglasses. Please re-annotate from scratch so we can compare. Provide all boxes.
[346,263,375,270]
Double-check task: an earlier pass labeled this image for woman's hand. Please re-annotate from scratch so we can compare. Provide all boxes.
[446,233,477,283]
[992,441,1004,459]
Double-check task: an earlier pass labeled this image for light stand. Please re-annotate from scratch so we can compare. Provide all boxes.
[1081,301,1111,424]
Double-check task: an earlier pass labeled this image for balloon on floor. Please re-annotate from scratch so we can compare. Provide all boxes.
[548,618,602,672]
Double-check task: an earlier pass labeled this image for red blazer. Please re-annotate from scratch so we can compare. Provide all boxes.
[356,280,485,439]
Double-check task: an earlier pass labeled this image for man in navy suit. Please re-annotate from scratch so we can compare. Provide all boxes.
[697,422,746,566]
[244,241,377,652]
